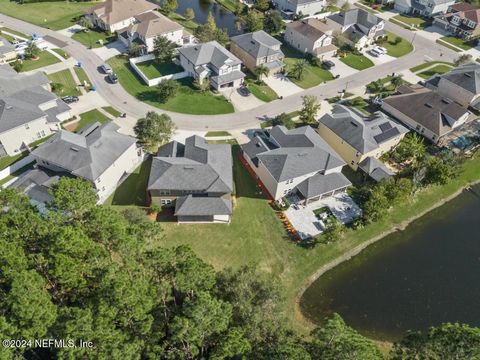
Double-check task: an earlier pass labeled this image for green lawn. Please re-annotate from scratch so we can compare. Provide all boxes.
[246,79,278,102]
[168,13,199,33]
[205,131,232,137]
[135,60,183,80]
[381,31,414,58]
[107,55,234,115]
[73,109,110,132]
[102,106,122,118]
[392,14,431,29]
[73,66,91,89]
[0,26,28,39]
[19,51,60,72]
[439,36,474,51]
[417,64,454,79]
[410,61,454,73]
[51,48,70,59]
[0,30,16,42]
[0,152,26,170]
[0,0,98,30]
[343,96,370,115]
[340,53,374,70]
[47,69,81,96]
[72,28,116,49]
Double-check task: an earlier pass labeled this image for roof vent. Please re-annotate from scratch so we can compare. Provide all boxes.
[465,73,472,78]
[5,105,12,110]
[70,147,79,152]
[350,121,358,127]
[184,166,194,170]
[425,103,433,108]
[441,98,451,104]
[298,152,308,156]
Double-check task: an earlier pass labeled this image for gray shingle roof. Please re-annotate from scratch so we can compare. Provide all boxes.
[32,122,137,182]
[318,105,408,154]
[358,156,393,182]
[286,18,334,42]
[230,30,283,59]
[296,172,351,199]
[427,62,480,95]
[148,135,233,193]
[178,41,242,69]
[174,195,232,216]
[328,8,383,29]
[0,37,15,55]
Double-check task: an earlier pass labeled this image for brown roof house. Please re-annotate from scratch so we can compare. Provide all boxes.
[285,18,337,59]
[433,3,480,39]
[382,84,470,143]
[87,0,158,32]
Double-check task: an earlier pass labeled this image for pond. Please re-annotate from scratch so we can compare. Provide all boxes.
[300,185,480,341]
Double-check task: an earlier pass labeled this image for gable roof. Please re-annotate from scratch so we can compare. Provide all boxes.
[286,18,334,41]
[382,85,469,137]
[32,122,137,182]
[230,30,283,59]
[296,172,351,199]
[127,11,182,38]
[175,195,232,216]
[148,135,233,193]
[358,156,393,182]
[89,0,157,26]
[318,105,408,154]
[328,8,383,29]
[178,41,242,69]
[427,63,480,94]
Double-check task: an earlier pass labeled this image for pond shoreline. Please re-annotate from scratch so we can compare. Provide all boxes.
[294,178,480,336]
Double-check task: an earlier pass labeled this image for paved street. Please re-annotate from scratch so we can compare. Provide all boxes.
[0,12,459,131]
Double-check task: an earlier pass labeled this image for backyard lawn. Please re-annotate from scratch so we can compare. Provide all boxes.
[136,60,183,80]
[19,51,60,72]
[439,36,475,51]
[340,53,374,70]
[381,31,414,58]
[107,55,234,115]
[0,0,98,30]
[47,69,81,96]
[0,152,26,170]
[72,28,116,49]
[246,79,278,102]
[70,109,110,132]
[391,14,431,29]
[167,13,199,33]
[417,64,454,79]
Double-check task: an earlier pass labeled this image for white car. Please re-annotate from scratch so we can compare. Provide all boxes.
[369,48,382,57]
[373,46,387,55]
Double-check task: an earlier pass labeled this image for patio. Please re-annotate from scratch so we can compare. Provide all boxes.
[284,193,362,240]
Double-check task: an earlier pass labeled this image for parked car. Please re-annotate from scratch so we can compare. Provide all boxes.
[107,73,118,84]
[238,86,251,97]
[373,46,387,55]
[100,63,112,74]
[61,96,79,104]
[322,60,335,70]
[369,48,381,57]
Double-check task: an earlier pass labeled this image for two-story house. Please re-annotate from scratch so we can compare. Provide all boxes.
[0,64,70,157]
[87,0,158,32]
[317,105,408,176]
[117,11,193,53]
[230,31,284,76]
[285,18,337,59]
[177,41,246,91]
[434,3,480,40]
[0,37,17,64]
[327,9,385,49]
[272,0,325,17]
[394,0,455,17]
[147,135,233,223]
[241,125,351,204]
[30,122,143,203]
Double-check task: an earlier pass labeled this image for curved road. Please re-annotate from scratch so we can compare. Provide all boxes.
[0,12,457,131]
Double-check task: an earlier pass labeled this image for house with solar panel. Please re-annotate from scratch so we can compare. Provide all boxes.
[317,105,408,181]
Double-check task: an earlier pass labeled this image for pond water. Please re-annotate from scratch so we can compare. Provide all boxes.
[175,0,244,35]
[300,185,480,341]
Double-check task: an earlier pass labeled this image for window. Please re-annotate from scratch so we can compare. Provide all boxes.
[159,190,171,195]
[161,199,172,205]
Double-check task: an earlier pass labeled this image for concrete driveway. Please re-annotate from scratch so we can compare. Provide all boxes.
[263,73,303,97]
[363,49,397,65]
[326,56,358,78]
[57,25,83,38]
[92,40,127,61]
[227,87,264,111]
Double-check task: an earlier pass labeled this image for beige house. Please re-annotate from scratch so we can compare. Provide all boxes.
[87,0,158,32]
[318,105,408,170]
[285,18,337,59]
[230,31,284,75]
[0,37,17,64]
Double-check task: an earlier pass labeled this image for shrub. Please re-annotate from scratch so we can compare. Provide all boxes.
[157,79,179,103]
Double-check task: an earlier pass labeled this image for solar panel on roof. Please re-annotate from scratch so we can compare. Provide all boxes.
[373,127,400,144]
[379,122,392,132]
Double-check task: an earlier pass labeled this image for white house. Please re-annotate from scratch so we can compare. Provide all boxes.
[272,0,325,17]
[0,65,70,157]
[394,0,455,17]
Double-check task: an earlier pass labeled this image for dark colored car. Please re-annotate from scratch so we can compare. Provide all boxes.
[322,60,335,70]
[108,73,118,84]
[237,86,251,97]
[61,96,79,104]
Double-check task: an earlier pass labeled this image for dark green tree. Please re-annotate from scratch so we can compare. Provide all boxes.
[134,111,175,152]
[263,10,284,34]
[157,78,179,103]
[153,35,176,63]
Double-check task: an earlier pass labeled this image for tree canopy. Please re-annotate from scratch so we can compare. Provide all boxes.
[134,111,175,152]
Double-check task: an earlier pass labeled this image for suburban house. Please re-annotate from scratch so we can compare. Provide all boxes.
[31,122,143,203]
[425,63,480,110]
[87,0,158,32]
[147,135,233,224]
[271,0,325,17]
[358,156,394,182]
[241,125,351,204]
[230,31,284,76]
[177,41,246,91]
[327,9,385,49]
[433,3,480,39]
[117,11,193,53]
[0,64,70,157]
[0,37,16,64]
[284,18,337,59]
[394,0,455,17]
[382,84,470,143]
[317,105,408,172]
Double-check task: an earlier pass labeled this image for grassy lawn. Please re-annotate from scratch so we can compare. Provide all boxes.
[168,13,199,33]
[135,60,183,80]
[0,30,16,42]
[439,36,474,51]
[282,46,334,88]
[392,14,431,29]
[73,66,91,89]
[343,96,370,115]
[417,64,454,79]
[0,0,98,30]
[102,106,122,118]
[72,109,110,132]
[0,26,29,39]
[47,69,81,97]
[380,31,413,58]
[51,48,70,59]
[205,131,232,137]
[107,55,234,115]
[410,60,454,73]
[72,28,116,49]
[245,79,278,102]
[0,152,26,170]
[340,53,374,70]
[19,50,60,72]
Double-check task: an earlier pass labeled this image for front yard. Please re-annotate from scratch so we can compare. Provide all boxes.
[409,60,454,73]
[417,64,454,79]
[72,27,116,49]
[64,109,110,133]
[107,55,234,115]
[47,69,81,97]
[340,53,374,70]
[19,50,61,72]
[380,31,414,58]
[245,79,278,102]
[135,60,184,80]
[391,14,431,30]
[439,36,475,51]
